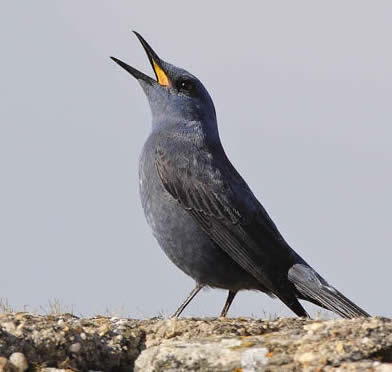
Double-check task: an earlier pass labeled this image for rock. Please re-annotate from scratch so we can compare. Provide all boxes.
[240,347,269,371]
[376,364,392,372]
[295,351,319,364]
[69,342,81,353]
[0,357,15,372]
[8,353,27,372]
[1,313,392,371]
[0,312,143,371]
[135,338,267,371]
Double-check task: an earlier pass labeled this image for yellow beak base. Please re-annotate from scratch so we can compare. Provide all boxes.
[153,60,169,86]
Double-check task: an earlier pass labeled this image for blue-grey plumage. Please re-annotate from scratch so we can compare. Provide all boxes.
[111,32,369,318]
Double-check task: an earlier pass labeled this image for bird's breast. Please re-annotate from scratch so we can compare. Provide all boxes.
[137,136,260,290]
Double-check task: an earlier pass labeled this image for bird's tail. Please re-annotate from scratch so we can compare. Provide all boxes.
[288,264,370,319]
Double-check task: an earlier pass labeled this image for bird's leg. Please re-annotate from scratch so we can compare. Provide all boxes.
[172,283,204,318]
[220,290,237,317]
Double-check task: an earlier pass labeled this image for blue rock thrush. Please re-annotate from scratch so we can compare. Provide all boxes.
[111,32,369,318]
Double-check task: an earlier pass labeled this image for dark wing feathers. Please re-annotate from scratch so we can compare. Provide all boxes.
[155,147,299,296]
[155,146,369,318]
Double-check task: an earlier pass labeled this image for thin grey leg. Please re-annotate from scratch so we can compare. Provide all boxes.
[172,283,204,318]
[220,290,237,317]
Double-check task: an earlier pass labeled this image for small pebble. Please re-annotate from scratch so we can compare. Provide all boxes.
[335,342,345,353]
[9,352,28,372]
[375,364,392,372]
[304,322,323,331]
[0,357,11,372]
[2,322,16,333]
[69,342,81,353]
[296,352,317,364]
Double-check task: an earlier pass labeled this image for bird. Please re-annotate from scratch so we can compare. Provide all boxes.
[111,32,370,319]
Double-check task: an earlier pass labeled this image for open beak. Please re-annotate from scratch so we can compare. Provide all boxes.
[110,31,170,87]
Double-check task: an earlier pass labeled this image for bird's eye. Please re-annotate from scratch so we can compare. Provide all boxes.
[176,79,195,93]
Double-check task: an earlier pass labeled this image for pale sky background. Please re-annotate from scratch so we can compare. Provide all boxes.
[0,1,391,318]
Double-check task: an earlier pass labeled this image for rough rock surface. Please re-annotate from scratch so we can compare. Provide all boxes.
[0,313,391,371]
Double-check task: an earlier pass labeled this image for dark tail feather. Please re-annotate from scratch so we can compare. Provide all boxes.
[288,264,370,319]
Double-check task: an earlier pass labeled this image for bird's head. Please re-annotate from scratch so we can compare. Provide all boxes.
[111,32,217,133]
